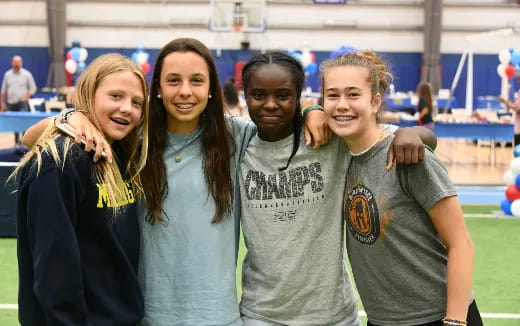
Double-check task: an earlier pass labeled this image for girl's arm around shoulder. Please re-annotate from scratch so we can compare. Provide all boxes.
[225,114,257,151]
[384,125,437,170]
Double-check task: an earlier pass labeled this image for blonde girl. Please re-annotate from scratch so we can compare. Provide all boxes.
[12,53,149,326]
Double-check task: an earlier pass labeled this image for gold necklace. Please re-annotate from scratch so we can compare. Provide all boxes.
[350,130,385,157]
[171,131,199,163]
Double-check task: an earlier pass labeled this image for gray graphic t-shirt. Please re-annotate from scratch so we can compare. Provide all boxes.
[344,135,458,326]
[239,132,358,326]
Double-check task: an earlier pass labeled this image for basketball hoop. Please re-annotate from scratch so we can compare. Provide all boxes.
[232,23,243,32]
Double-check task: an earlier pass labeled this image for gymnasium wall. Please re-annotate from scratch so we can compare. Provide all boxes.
[0,0,519,107]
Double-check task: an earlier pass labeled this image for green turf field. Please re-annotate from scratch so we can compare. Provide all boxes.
[1,206,519,325]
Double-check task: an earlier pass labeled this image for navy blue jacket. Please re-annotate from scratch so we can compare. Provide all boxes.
[16,138,143,326]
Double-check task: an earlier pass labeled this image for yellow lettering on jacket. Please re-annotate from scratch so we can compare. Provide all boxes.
[96,183,136,208]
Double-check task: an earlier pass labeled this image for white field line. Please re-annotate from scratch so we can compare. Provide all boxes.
[2,306,516,319]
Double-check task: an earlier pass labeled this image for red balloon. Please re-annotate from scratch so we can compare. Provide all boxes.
[66,50,72,60]
[505,184,520,201]
[141,62,151,74]
[505,64,516,79]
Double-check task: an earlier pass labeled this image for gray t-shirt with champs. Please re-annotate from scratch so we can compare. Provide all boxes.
[344,135,458,326]
[239,131,358,326]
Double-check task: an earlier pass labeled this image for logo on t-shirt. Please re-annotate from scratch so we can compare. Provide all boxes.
[344,184,379,245]
[244,162,324,200]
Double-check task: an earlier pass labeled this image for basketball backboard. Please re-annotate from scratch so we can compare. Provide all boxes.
[209,0,266,33]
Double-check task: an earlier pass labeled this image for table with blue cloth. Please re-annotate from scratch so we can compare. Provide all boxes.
[385,97,457,114]
[392,121,513,165]
[0,111,57,132]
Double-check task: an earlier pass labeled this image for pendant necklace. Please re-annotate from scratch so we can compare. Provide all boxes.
[171,129,200,163]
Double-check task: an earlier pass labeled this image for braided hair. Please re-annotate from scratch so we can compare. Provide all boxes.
[242,51,305,171]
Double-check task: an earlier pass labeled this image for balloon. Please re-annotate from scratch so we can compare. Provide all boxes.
[497,64,506,78]
[301,51,314,67]
[65,59,77,74]
[141,62,151,74]
[71,40,81,48]
[330,44,358,59]
[504,170,516,185]
[514,145,520,157]
[288,50,302,64]
[77,61,86,73]
[505,65,516,79]
[79,48,88,62]
[305,62,318,76]
[66,50,72,60]
[501,198,512,215]
[511,50,520,67]
[131,52,139,63]
[511,199,520,217]
[510,157,520,174]
[499,49,511,64]
[515,174,520,189]
[505,184,520,201]
[136,52,149,65]
[71,47,81,61]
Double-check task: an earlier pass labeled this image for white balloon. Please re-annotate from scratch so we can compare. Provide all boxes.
[511,199,520,217]
[301,51,313,67]
[65,59,77,74]
[136,52,149,65]
[510,157,520,174]
[498,49,511,64]
[79,48,88,62]
[504,170,517,185]
[497,63,506,78]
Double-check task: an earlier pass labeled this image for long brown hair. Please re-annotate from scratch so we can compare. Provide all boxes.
[416,81,433,114]
[142,38,233,224]
[11,54,150,212]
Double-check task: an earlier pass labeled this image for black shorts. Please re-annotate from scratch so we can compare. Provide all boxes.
[367,300,483,326]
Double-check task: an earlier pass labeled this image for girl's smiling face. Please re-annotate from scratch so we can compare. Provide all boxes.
[159,51,211,134]
[323,65,381,142]
[246,64,299,142]
[93,69,144,144]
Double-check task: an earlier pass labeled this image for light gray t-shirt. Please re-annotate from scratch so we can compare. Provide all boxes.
[344,135,457,326]
[239,131,359,326]
[1,68,37,104]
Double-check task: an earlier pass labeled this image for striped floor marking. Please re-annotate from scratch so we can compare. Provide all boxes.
[2,306,518,319]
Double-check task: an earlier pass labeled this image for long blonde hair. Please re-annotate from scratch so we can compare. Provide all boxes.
[11,53,149,213]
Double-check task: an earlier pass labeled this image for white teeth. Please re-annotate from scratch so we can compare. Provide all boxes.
[176,104,193,109]
[335,116,354,122]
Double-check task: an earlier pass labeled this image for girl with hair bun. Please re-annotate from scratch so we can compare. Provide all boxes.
[321,51,483,326]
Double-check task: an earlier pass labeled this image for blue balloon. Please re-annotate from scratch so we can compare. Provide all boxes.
[71,47,81,61]
[305,62,318,76]
[290,52,302,64]
[77,61,86,73]
[131,52,139,63]
[514,144,520,157]
[515,174,520,189]
[71,40,81,48]
[501,198,512,215]
[511,50,520,66]
[329,44,358,59]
